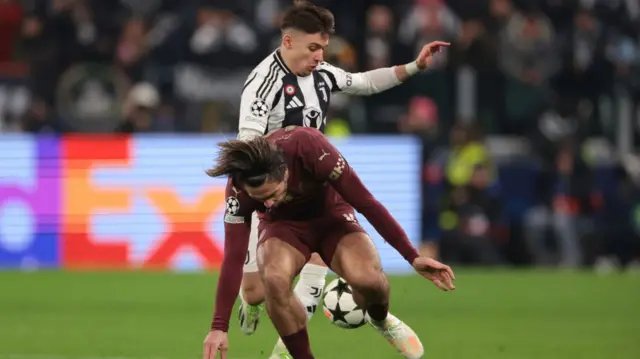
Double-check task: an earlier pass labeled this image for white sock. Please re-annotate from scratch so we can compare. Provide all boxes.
[293,263,328,320]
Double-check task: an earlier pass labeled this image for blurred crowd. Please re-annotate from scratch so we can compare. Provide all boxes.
[0,0,638,270]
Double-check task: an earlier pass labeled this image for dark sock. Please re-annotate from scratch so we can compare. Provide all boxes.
[281,327,314,359]
[367,302,389,322]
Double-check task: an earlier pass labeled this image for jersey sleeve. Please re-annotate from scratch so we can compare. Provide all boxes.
[237,69,282,140]
[211,178,256,332]
[316,62,400,96]
[298,129,420,264]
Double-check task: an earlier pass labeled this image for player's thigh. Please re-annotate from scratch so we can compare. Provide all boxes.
[243,211,260,274]
[325,230,384,288]
[257,223,310,295]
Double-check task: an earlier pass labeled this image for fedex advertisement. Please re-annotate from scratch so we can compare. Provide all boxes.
[0,135,421,273]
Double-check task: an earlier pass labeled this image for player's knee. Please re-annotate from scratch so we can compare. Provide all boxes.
[348,268,388,297]
[261,269,293,306]
[242,273,265,305]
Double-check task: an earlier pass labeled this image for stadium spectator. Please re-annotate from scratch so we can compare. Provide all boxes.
[586,166,640,273]
[439,162,504,265]
[498,2,558,133]
[523,141,601,267]
[445,122,494,187]
[116,82,161,133]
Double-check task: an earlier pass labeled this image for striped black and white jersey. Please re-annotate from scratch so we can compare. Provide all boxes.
[237,49,383,140]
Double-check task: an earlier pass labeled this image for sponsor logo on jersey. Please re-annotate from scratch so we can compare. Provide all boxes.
[224,214,245,224]
[329,156,346,180]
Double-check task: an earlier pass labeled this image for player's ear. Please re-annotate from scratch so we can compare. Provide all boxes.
[283,33,293,49]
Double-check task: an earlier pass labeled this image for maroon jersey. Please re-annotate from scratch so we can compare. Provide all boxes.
[211,127,419,332]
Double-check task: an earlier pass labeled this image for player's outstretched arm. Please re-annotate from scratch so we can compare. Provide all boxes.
[299,130,456,291]
[317,41,449,96]
[210,178,255,333]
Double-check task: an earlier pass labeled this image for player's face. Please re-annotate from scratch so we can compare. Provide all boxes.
[289,32,329,76]
[244,172,289,208]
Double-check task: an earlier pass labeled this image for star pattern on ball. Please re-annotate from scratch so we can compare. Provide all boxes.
[328,301,351,324]
[250,98,269,118]
[330,279,352,295]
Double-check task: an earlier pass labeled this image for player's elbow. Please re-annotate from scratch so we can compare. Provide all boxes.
[237,128,263,141]
[353,197,381,213]
[357,74,379,95]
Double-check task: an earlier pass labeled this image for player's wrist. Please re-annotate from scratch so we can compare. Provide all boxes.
[407,251,420,266]
[405,61,421,75]
[211,320,229,333]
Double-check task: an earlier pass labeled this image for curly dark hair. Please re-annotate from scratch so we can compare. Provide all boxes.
[206,137,287,188]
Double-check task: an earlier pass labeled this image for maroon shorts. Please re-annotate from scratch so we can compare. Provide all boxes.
[257,204,366,265]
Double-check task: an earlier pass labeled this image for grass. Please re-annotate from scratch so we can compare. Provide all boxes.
[0,269,638,359]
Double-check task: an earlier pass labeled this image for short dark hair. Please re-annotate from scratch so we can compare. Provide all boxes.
[281,1,335,36]
[206,138,287,188]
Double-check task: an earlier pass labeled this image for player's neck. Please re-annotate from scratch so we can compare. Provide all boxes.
[278,47,299,75]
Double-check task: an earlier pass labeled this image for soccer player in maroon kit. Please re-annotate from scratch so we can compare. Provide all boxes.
[203,126,456,359]
[229,1,449,357]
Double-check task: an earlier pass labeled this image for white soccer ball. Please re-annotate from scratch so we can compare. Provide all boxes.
[322,277,366,329]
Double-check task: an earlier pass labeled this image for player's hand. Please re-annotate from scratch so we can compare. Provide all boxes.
[415,41,451,70]
[203,330,228,359]
[412,256,456,291]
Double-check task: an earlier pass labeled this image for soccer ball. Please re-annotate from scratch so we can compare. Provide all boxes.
[322,278,366,329]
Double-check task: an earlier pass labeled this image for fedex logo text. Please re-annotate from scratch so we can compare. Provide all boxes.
[0,134,421,273]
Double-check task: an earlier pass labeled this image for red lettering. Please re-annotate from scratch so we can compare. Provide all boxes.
[61,135,131,268]
[143,188,225,269]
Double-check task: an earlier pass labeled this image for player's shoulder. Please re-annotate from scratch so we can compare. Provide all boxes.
[224,178,255,219]
[316,61,335,70]
[316,61,336,72]
[247,51,288,82]
[276,125,324,139]
[268,126,325,149]
[317,61,348,74]
[242,51,287,101]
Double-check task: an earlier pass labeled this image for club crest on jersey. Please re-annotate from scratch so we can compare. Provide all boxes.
[285,85,296,95]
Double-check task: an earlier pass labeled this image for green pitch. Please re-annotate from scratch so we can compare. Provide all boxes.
[0,270,638,359]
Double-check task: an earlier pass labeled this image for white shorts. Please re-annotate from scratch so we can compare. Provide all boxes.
[243,211,260,273]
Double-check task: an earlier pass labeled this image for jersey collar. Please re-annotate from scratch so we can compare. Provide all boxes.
[274,49,292,74]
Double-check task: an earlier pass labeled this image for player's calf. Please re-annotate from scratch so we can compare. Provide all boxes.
[331,232,424,358]
[270,255,328,358]
[348,266,424,358]
[259,237,314,359]
[262,266,307,333]
[241,272,265,305]
[330,233,391,320]
[238,272,265,335]
[346,268,390,321]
